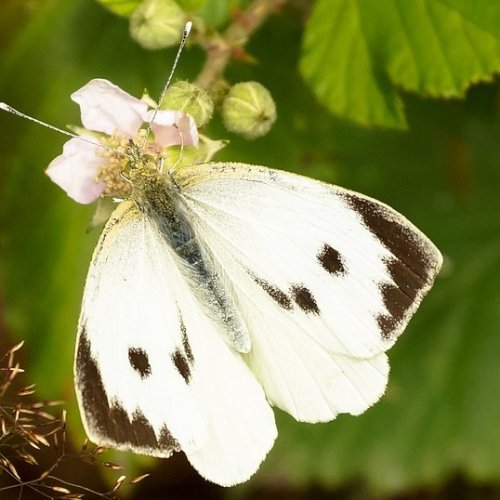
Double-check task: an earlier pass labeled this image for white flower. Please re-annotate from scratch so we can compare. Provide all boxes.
[46,79,198,204]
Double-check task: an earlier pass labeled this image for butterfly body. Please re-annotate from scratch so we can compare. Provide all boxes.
[75,161,442,486]
[132,171,252,353]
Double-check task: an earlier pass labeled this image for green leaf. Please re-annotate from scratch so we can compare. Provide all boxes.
[95,0,141,17]
[301,0,500,128]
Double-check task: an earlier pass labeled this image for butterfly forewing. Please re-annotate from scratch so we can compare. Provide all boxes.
[173,162,442,422]
[75,200,277,486]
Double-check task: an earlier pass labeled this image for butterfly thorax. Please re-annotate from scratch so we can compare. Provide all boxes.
[132,173,194,255]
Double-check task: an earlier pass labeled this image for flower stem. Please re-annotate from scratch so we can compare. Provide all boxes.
[195,0,287,89]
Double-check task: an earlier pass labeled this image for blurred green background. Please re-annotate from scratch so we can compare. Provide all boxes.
[1,0,500,498]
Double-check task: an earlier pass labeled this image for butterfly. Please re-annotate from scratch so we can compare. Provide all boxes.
[61,83,442,487]
[1,72,442,486]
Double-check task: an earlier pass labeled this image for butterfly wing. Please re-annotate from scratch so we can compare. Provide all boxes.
[75,200,277,486]
[174,162,442,422]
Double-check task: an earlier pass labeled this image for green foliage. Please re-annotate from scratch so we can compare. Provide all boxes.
[96,0,249,29]
[177,0,207,11]
[301,0,500,128]
[1,0,500,496]
[96,0,142,16]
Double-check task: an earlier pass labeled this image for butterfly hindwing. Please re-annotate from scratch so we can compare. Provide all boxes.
[174,162,442,422]
[75,200,277,486]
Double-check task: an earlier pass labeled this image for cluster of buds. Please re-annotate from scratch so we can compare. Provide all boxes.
[46,0,278,205]
[126,0,277,139]
[163,79,276,140]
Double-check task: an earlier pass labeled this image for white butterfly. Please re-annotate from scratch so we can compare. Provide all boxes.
[75,161,442,486]
[1,75,442,486]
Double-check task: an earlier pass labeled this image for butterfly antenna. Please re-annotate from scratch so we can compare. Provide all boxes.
[0,102,134,160]
[1,102,88,143]
[141,21,192,150]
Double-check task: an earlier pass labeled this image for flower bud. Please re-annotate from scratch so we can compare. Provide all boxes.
[222,81,277,140]
[161,81,214,128]
[130,0,186,50]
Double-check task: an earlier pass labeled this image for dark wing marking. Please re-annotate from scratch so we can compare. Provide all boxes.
[344,194,440,340]
[251,273,320,315]
[171,313,195,384]
[252,275,293,310]
[76,326,179,454]
[317,244,346,276]
[290,285,320,314]
[128,347,152,379]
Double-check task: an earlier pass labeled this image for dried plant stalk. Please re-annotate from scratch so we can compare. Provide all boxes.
[0,341,148,499]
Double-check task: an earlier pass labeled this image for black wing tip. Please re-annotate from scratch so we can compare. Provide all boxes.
[343,193,442,342]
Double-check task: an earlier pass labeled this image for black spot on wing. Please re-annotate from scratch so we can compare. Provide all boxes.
[128,347,151,379]
[171,313,194,384]
[290,285,320,315]
[251,274,320,315]
[318,244,346,275]
[76,326,178,453]
[253,276,292,310]
[172,349,191,384]
[344,194,439,340]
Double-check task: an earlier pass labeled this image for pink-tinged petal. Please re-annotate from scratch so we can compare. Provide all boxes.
[176,114,199,147]
[146,109,199,147]
[46,138,106,204]
[71,79,148,137]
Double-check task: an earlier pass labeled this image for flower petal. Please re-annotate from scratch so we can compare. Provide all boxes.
[46,138,106,204]
[146,109,199,147]
[72,79,148,137]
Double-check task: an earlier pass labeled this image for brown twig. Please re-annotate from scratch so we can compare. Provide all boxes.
[195,0,287,89]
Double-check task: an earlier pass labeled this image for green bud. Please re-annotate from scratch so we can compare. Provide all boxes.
[161,81,214,128]
[222,81,277,140]
[130,0,186,50]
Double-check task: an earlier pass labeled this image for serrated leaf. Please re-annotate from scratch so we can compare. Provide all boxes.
[95,0,141,17]
[301,0,500,128]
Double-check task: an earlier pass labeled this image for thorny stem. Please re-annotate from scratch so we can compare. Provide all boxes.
[195,0,287,89]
